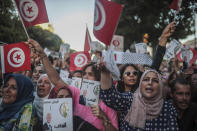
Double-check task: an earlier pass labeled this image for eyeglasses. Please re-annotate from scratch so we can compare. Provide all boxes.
[124,71,138,77]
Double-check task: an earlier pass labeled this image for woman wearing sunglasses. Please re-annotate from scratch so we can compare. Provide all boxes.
[116,22,176,94]
[117,64,140,93]
[99,22,177,130]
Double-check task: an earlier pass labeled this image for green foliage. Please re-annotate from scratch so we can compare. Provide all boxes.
[0,0,26,43]
[0,0,63,51]
[27,26,62,51]
[113,0,197,51]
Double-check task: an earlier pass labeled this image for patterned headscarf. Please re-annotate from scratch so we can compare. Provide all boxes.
[0,74,34,121]
[125,69,164,129]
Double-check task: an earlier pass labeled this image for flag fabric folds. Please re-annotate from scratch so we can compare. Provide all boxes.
[0,42,31,73]
[70,51,91,72]
[93,0,123,45]
[84,27,92,52]
[169,0,183,11]
[15,0,49,28]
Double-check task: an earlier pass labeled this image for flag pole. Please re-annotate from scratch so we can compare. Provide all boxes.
[194,13,196,48]
[13,0,30,40]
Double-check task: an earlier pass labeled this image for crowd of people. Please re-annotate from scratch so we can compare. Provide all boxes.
[0,21,196,131]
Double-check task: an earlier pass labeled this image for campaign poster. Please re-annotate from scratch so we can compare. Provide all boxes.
[135,43,147,54]
[70,77,82,89]
[43,98,73,131]
[79,79,100,106]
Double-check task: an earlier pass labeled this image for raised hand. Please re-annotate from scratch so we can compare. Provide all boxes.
[159,21,176,46]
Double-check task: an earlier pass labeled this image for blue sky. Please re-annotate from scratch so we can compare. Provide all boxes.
[45,0,96,51]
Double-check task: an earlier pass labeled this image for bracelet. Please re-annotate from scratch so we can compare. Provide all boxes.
[103,119,111,126]
[102,115,111,126]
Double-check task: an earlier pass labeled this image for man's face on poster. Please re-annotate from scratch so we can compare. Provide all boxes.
[46,113,51,123]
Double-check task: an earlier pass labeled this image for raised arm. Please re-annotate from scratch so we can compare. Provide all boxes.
[151,21,176,70]
[98,58,113,90]
[27,39,67,87]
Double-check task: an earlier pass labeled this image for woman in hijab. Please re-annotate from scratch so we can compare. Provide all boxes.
[33,74,53,130]
[49,85,72,99]
[0,74,35,131]
[28,39,119,131]
[100,69,179,130]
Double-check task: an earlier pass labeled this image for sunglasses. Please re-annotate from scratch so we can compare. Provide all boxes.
[124,71,138,76]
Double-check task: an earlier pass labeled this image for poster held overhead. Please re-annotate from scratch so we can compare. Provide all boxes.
[135,43,147,54]
[110,35,124,51]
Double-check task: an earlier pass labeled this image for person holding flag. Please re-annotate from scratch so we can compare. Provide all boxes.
[27,39,118,131]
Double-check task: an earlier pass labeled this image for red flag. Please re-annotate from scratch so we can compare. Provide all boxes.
[170,0,182,11]
[70,51,91,72]
[84,27,92,52]
[0,42,31,73]
[15,0,49,28]
[93,0,123,45]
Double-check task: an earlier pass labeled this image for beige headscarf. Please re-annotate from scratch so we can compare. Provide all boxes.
[125,69,164,129]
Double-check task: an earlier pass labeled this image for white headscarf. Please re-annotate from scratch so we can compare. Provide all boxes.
[33,74,54,120]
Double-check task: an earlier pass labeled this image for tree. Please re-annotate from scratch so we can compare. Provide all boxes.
[0,0,63,51]
[0,0,26,44]
[113,0,197,51]
[27,26,62,51]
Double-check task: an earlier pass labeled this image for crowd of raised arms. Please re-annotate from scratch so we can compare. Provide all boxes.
[0,21,196,131]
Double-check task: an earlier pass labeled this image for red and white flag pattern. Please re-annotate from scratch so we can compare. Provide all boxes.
[169,0,182,11]
[15,0,49,28]
[70,51,91,72]
[84,27,92,52]
[110,35,124,51]
[93,0,123,45]
[176,47,197,65]
[0,42,31,73]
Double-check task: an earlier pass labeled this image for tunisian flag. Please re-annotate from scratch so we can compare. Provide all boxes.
[169,0,182,11]
[84,27,92,52]
[93,0,123,46]
[14,0,49,28]
[70,52,91,72]
[0,42,31,73]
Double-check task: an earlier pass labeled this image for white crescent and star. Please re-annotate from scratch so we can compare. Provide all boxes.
[19,0,38,22]
[74,54,88,67]
[7,48,25,67]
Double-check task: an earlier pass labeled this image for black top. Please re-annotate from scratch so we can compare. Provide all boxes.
[151,45,166,71]
[73,116,99,131]
[100,87,179,131]
[177,102,197,131]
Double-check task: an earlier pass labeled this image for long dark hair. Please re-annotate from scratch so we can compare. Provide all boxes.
[82,63,100,81]
[117,64,141,93]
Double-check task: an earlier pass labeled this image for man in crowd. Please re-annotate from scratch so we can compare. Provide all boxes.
[171,78,197,131]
